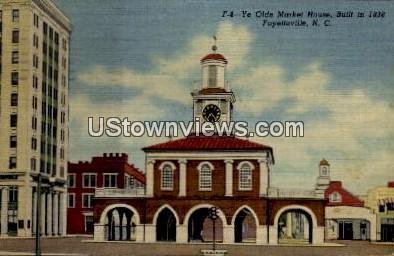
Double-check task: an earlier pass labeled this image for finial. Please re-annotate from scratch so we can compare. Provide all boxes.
[212,35,217,52]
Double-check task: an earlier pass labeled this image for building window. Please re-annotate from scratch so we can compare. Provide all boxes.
[10,93,18,106]
[238,162,253,190]
[160,163,174,190]
[9,157,17,169]
[11,72,19,85]
[31,158,36,171]
[208,65,217,87]
[329,192,342,203]
[12,51,19,64]
[31,137,37,150]
[67,174,75,188]
[83,173,96,188]
[10,136,17,148]
[198,162,213,191]
[84,215,94,233]
[104,173,117,188]
[68,193,75,208]
[10,114,17,127]
[82,194,94,208]
[12,30,19,43]
[387,202,394,211]
[12,9,19,22]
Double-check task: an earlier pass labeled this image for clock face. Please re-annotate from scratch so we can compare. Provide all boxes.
[202,104,221,123]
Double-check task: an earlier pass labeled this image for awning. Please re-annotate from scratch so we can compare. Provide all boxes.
[379,198,394,205]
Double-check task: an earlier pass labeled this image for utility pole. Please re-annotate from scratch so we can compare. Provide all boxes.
[35,173,41,256]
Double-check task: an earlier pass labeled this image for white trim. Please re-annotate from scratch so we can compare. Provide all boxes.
[197,161,214,191]
[148,152,270,159]
[237,161,253,191]
[329,192,342,203]
[273,205,318,228]
[99,204,141,225]
[67,173,76,188]
[84,214,94,233]
[231,205,260,226]
[236,161,255,170]
[82,173,97,188]
[103,173,118,188]
[152,204,180,226]
[67,193,75,208]
[159,162,175,191]
[183,203,227,226]
[82,193,94,208]
[158,161,177,171]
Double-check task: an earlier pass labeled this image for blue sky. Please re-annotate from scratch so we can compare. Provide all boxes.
[56,0,394,194]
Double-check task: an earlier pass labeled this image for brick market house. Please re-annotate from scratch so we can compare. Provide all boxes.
[91,45,327,244]
[67,153,145,235]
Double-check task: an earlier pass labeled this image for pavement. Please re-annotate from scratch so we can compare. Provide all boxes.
[0,237,393,256]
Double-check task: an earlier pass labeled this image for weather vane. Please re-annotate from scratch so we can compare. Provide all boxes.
[212,35,217,52]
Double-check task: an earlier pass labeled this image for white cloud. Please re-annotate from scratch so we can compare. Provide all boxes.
[77,21,253,105]
[243,62,394,192]
[73,20,393,193]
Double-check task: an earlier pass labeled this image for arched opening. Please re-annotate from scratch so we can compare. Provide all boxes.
[277,209,312,244]
[156,208,177,242]
[234,208,257,243]
[187,208,223,243]
[104,207,137,241]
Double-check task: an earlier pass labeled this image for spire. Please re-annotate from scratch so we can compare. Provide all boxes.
[212,35,217,52]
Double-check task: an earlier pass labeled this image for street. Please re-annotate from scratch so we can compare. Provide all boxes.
[0,237,393,256]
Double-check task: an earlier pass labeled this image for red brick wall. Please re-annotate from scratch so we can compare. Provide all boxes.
[67,154,145,234]
[268,199,326,226]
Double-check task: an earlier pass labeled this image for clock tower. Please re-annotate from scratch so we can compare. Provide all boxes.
[191,41,236,124]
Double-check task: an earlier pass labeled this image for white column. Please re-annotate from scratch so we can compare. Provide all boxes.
[256,225,268,244]
[40,192,46,235]
[47,192,53,235]
[178,159,187,197]
[135,224,144,242]
[59,192,67,236]
[146,160,155,197]
[94,224,104,241]
[222,225,234,244]
[53,192,59,236]
[224,160,233,196]
[313,226,325,244]
[32,190,37,235]
[176,224,188,243]
[258,158,268,196]
[1,188,9,236]
[268,225,278,244]
[144,224,156,242]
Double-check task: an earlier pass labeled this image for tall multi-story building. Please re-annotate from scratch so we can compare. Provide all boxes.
[0,0,71,237]
[67,153,145,235]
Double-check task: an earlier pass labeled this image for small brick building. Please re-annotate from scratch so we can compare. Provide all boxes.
[67,153,144,234]
[91,46,327,244]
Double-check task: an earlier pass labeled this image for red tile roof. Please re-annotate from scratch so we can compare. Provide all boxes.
[143,134,272,153]
[201,53,227,64]
[325,181,364,207]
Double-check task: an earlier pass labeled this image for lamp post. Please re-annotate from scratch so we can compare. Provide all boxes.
[208,207,218,252]
[35,173,41,256]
